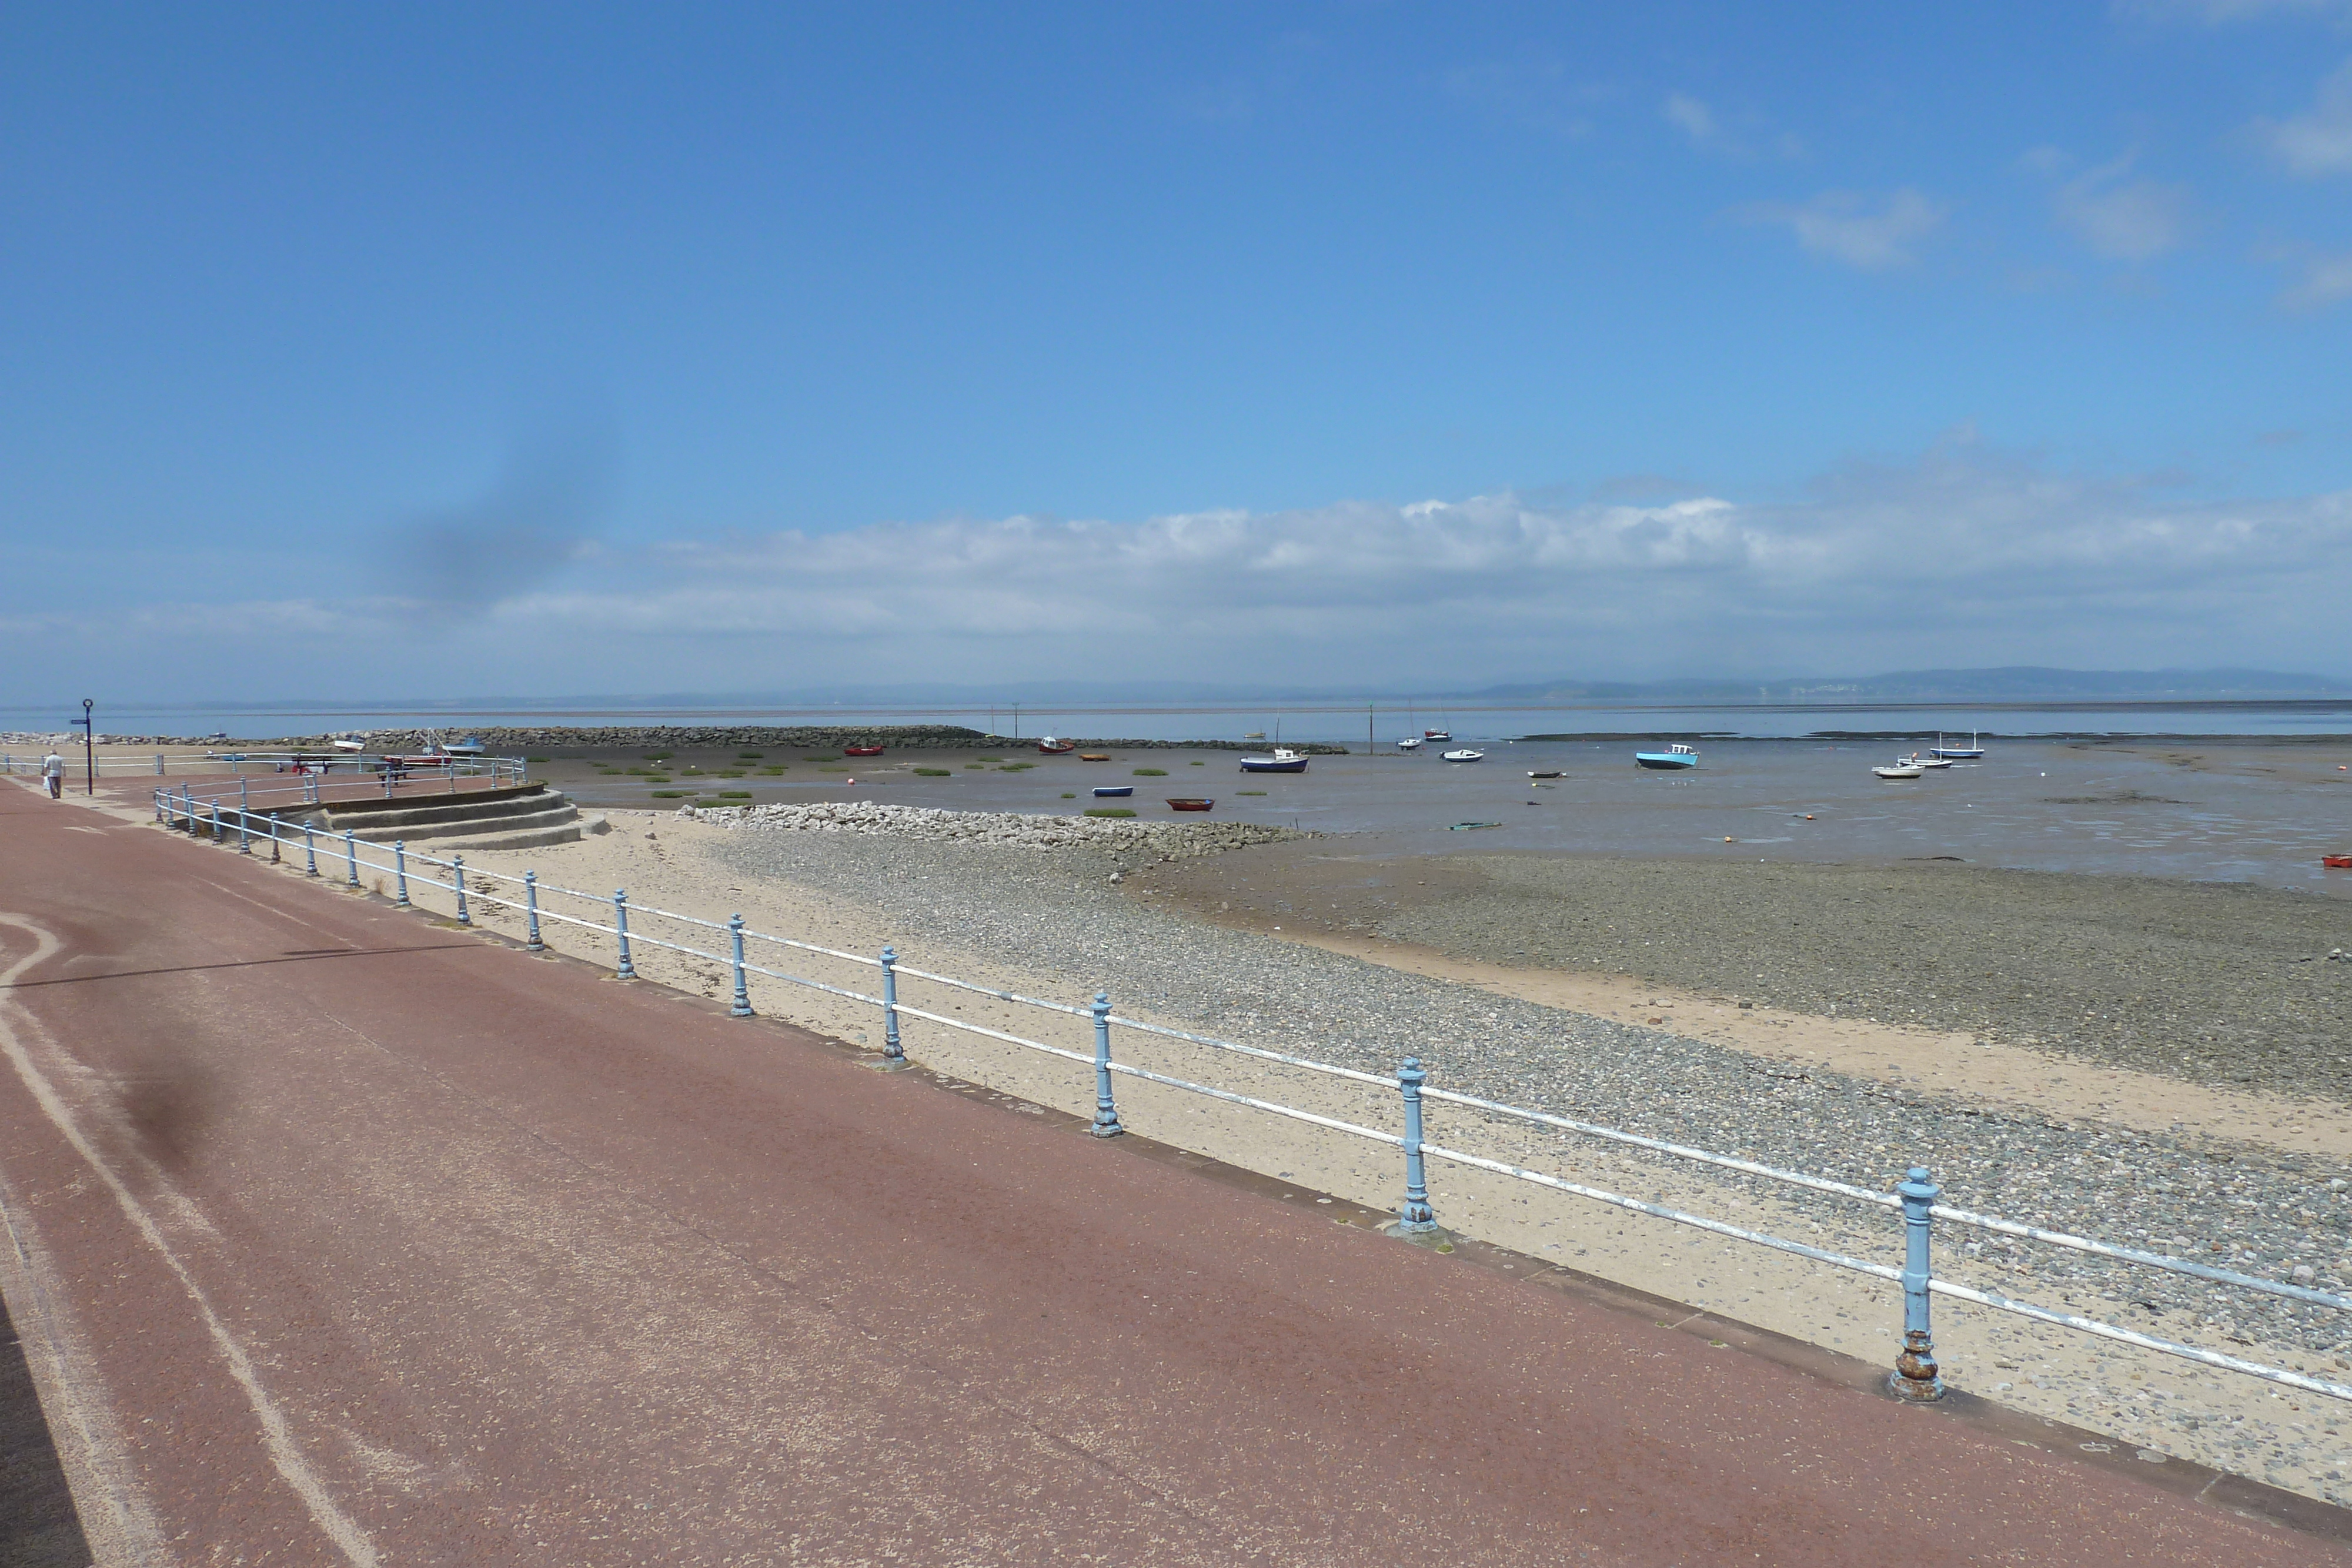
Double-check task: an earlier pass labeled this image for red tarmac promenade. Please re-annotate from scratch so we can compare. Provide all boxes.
[0,778,2343,1565]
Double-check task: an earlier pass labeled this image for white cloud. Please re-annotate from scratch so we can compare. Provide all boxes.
[16,447,2352,696]
[2263,58,2352,175]
[1664,92,1716,145]
[486,455,2352,683]
[2113,0,2350,21]
[2050,155,2193,260]
[1738,189,1946,269]
[2280,248,2352,306]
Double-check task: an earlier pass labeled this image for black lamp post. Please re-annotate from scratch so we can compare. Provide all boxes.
[74,699,94,795]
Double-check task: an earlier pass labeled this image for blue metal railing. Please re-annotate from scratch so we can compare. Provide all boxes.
[149,786,2352,1411]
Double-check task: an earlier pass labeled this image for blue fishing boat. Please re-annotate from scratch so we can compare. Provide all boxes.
[1929,731,1985,761]
[1634,743,1699,771]
[1091,785,1133,797]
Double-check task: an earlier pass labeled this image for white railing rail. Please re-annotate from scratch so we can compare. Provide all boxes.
[152,788,2352,1410]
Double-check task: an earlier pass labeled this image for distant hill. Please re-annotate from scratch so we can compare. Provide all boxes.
[1464,667,2352,704]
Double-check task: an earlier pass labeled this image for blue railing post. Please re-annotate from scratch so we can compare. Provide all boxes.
[238,775,249,823]
[209,801,223,843]
[268,811,281,863]
[1892,1166,1944,1401]
[1390,1057,1446,1245]
[236,791,251,854]
[303,820,318,875]
[152,788,162,824]
[394,841,410,907]
[343,827,358,887]
[180,784,194,832]
[729,915,753,1017]
[453,855,469,924]
[1091,991,1124,1137]
[871,946,910,1069]
[524,871,544,951]
[614,890,636,979]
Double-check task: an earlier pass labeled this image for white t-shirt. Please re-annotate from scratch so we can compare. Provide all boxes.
[41,754,62,778]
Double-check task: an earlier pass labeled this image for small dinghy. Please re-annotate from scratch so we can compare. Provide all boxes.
[1635,744,1698,770]
[1448,821,1502,830]
[2324,855,2352,869]
[1873,760,1925,780]
[1091,785,1133,798]
[1526,770,1563,779]
[843,744,886,757]
[1078,753,1110,761]
[1441,748,1485,762]
[1165,797,1214,811]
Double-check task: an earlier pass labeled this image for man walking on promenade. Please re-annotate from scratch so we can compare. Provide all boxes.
[41,750,64,799]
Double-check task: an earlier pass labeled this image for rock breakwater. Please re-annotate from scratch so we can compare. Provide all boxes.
[678,798,1305,857]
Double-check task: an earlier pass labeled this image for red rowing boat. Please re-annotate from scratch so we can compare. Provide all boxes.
[2325,855,2352,870]
[1165,797,1214,812]
[843,744,885,757]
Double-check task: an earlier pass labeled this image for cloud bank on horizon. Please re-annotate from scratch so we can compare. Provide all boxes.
[13,439,2345,700]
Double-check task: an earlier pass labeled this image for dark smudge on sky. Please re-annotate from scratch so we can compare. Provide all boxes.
[377,414,617,611]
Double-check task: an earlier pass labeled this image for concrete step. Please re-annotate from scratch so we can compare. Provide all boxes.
[319,787,571,832]
[348,803,580,846]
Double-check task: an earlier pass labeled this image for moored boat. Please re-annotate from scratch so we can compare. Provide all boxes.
[1930,731,1985,761]
[1873,760,1925,780]
[1165,797,1214,811]
[2324,855,2352,869]
[1902,753,1953,770]
[1526,770,1563,779]
[843,744,886,757]
[1634,744,1699,770]
[1078,753,1110,761]
[1091,785,1133,798]
[1240,748,1310,773]
[1423,728,1452,743]
[1036,737,1076,754]
[1441,748,1485,762]
[1396,737,1423,751]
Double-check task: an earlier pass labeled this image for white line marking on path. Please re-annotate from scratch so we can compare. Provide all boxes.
[0,910,381,1567]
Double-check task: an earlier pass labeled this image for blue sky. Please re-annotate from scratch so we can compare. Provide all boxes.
[4,1,2350,703]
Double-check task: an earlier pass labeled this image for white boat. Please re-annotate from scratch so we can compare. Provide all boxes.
[1901,752,1953,770]
[1396,737,1423,751]
[1441,748,1485,762]
[1873,759,1925,780]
